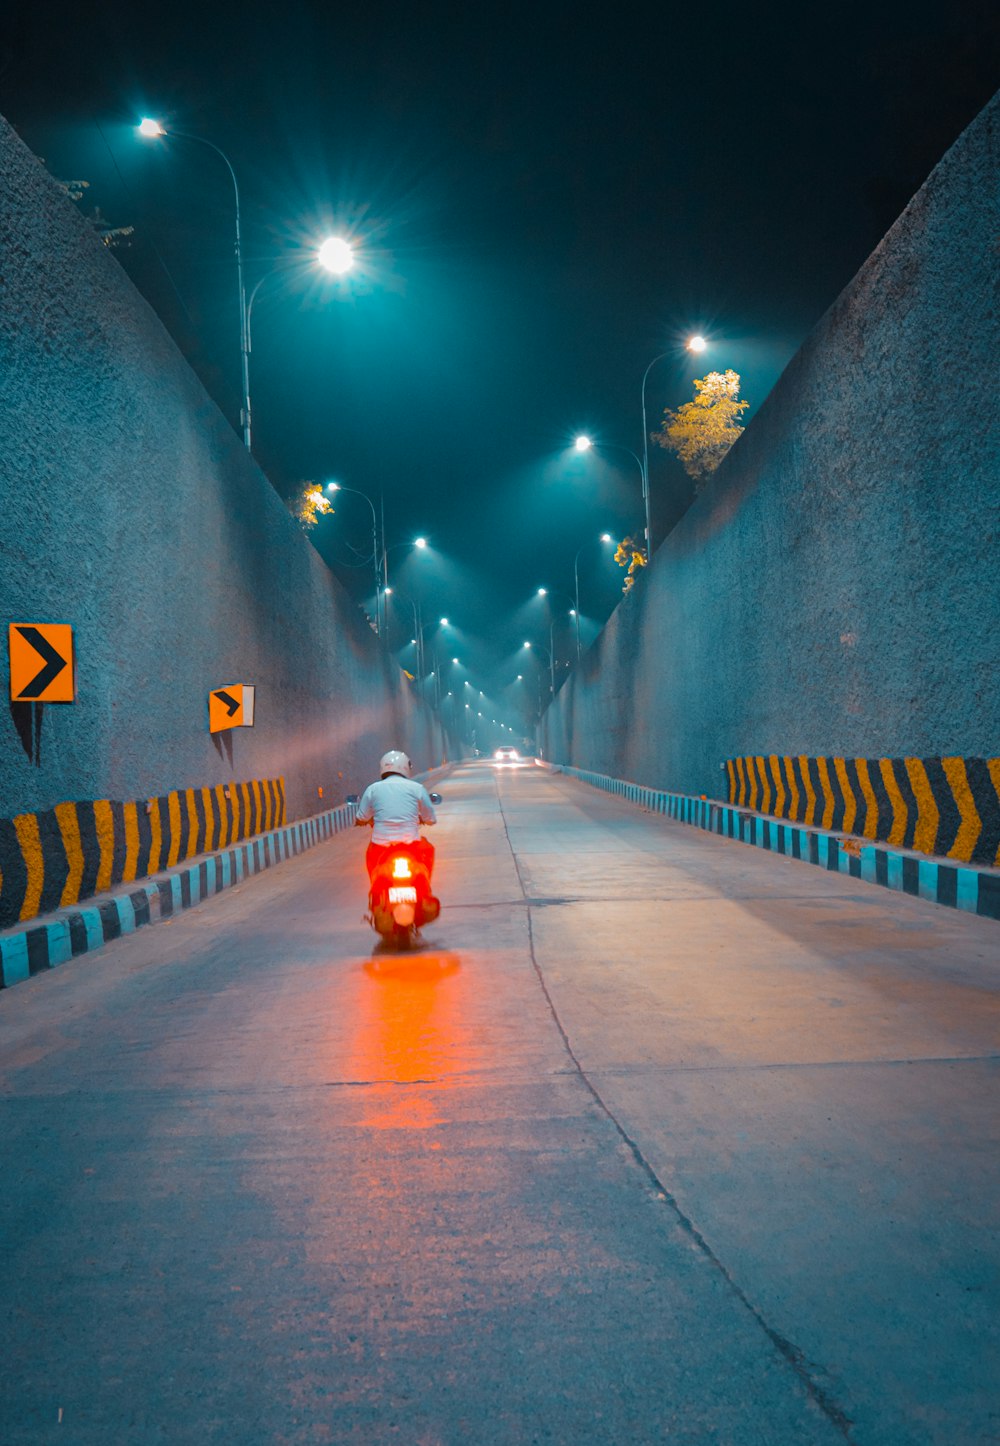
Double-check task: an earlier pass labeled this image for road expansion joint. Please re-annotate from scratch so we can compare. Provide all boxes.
[585,1053,1000,1077]
[493,774,856,1441]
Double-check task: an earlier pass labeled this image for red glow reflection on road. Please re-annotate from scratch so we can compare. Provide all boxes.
[350,953,466,1132]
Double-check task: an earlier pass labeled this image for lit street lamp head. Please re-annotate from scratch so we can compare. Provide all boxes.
[687,334,707,353]
[414,537,428,549]
[601,532,612,542]
[326,481,340,493]
[317,236,355,275]
[440,617,449,626]
[574,434,593,452]
[137,117,165,138]
[537,587,547,596]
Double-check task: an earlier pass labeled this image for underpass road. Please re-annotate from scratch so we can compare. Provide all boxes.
[1,762,998,1445]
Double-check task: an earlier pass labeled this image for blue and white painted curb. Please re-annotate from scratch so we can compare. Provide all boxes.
[552,764,1000,921]
[0,802,357,991]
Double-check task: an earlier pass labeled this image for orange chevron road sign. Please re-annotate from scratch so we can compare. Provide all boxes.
[9,623,75,703]
[209,685,256,733]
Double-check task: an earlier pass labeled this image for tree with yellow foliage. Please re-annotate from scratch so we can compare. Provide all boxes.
[289,482,334,529]
[614,537,647,593]
[653,370,748,487]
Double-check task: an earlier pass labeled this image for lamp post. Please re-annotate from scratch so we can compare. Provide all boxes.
[382,536,426,591]
[326,482,382,637]
[425,619,451,711]
[246,233,354,352]
[381,536,428,637]
[638,334,708,559]
[572,532,614,659]
[139,119,250,448]
[533,584,577,680]
[386,590,422,673]
[138,118,355,454]
[575,434,645,552]
[386,591,449,680]
[523,639,554,701]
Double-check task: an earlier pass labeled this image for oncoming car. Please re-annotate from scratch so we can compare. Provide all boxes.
[494,746,520,763]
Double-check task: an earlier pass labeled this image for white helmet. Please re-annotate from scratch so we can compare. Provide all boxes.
[380,749,412,778]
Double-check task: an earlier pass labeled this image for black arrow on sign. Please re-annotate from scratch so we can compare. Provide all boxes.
[214,690,240,717]
[15,626,68,698]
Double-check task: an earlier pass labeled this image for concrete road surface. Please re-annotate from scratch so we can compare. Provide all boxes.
[2,760,998,1445]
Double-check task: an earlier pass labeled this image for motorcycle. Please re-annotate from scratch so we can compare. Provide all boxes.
[349,791,443,944]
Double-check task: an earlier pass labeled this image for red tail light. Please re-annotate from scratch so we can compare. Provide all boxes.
[392,856,413,879]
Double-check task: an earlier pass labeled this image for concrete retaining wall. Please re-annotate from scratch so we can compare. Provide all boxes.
[541,93,1000,829]
[0,114,441,836]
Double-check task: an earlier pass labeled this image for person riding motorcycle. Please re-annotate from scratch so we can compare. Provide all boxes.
[354,751,439,909]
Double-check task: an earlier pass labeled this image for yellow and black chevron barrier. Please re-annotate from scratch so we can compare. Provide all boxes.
[725,755,1000,866]
[0,777,285,929]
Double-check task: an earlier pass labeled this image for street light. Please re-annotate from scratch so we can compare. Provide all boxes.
[572,532,616,659]
[523,639,555,699]
[138,120,358,453]
[245,234,355,351]
[138,118,251,450]
[574,434,645,549]
[325,481,384,637]
[389,593,449,680]
[317,236,355,274]
[381,535,429,606]
[639,334,710,558]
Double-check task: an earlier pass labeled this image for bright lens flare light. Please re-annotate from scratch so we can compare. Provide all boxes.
[687,334,707,352]
[574,435,593,452]
[138,117,165,137]
[317,236,355,275]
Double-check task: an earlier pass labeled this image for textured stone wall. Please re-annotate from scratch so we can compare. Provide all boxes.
[542,93,1000,822]
[0,116,445,826]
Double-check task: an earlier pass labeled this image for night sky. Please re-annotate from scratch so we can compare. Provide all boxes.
[3,0,998,723]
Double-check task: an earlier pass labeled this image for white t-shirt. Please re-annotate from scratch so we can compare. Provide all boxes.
[356,774,437,844]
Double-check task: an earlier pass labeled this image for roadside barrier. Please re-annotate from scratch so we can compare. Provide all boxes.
[552,765,999,921]
[725,754,1000,867]
[0,777,286,930]
[0,801,355,991]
